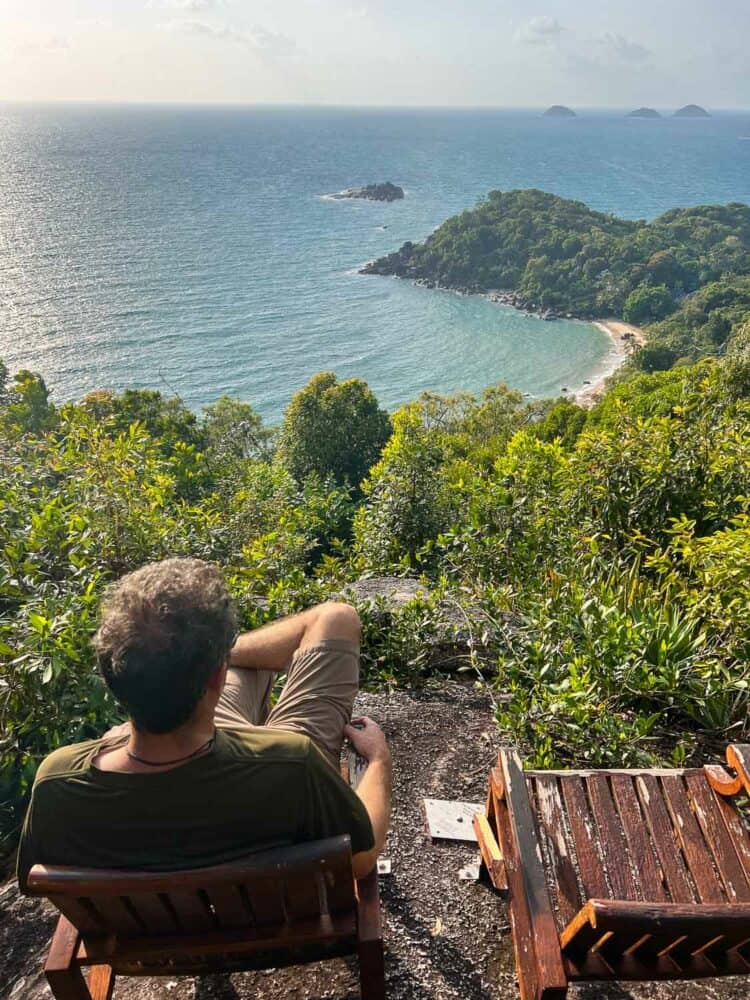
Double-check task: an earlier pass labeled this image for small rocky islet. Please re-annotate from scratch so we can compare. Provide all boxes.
[673,104,711,117]
[542,105,576,117]
[332,181,404,202]
[539,105,710,119]
[627,107,662,118]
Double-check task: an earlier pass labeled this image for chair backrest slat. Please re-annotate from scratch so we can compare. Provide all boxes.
[667,924,750,969]
[710,789,750,885]
[165,890,216,933]
[284,870,325,921]
[609,774,668,903]
[28,836,355,941]
[660,775,726,903]
[48,896,105,935]
[323,857,359,914]
[585,774,639,900]
[635,775,696,903]
[125,892,180,934]
[204,885,254,929]
[244,876,287,925]
[684,772,750,902]
[89,894,145,935]
[532,774,582,926]
[562,899,750,967]
[559,777,610,900]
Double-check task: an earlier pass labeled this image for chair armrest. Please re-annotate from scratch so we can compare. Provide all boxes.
[342,751,383,944]
[355,868,382,944]
[704,765,743,797]
[473,812,507,891]
[727,745,750,796]
[704,746,750,798]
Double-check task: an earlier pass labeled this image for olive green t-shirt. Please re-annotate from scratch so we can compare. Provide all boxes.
[17,726,374,892]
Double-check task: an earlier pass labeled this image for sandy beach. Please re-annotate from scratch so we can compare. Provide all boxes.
[575,319,645,406]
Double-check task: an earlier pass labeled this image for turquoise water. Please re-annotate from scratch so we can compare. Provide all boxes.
[1,104,749,419]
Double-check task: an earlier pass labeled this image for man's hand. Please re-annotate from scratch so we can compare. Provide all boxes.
[344,716,390,764]
[346,716,392,880]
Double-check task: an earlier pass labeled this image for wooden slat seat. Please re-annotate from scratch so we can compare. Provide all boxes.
[474,744,750,999]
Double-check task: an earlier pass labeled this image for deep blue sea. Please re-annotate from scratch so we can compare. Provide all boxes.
[1,104,749,420]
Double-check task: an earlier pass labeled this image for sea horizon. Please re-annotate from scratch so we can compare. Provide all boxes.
[3,100,750,112]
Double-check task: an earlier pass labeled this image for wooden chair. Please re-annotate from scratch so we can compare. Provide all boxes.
[474,743,750,1000]
[26,834,385,999]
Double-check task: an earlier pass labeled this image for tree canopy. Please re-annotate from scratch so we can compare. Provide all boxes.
[276,372,391,488]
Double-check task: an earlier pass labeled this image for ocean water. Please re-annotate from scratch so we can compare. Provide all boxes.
[1,104,749,420]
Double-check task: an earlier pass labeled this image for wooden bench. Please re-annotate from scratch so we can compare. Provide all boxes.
[27,834,385,999]
[474,744,750,999]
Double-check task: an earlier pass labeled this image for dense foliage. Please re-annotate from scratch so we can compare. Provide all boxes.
[276,372,391,489]
[364,190,750,370]
[3,195,750,864]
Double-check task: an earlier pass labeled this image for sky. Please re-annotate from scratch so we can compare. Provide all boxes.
[1,1,749,108]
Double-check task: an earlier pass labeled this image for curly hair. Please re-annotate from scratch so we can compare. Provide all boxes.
[93,559,238,734]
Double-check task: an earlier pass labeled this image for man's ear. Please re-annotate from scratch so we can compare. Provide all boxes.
[206,661,228,693]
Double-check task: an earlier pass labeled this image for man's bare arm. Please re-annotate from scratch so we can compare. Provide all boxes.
[230,602,360,673]
[344,717,392,880]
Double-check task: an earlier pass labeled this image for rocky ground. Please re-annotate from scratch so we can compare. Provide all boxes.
[2,683,748,1000]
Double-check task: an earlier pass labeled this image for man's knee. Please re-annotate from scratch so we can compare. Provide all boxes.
[318,601,361,645]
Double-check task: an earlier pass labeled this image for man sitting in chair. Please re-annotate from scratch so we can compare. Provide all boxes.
[17,558,391,890]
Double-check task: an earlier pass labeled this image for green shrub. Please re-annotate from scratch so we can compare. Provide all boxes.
[276,372,391,488]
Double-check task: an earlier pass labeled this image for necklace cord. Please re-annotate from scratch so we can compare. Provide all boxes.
[126,732,216,768]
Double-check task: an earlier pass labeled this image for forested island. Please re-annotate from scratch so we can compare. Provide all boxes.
[362,189,750,370]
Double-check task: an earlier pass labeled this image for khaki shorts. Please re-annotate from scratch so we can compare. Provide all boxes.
[214,639,359,768]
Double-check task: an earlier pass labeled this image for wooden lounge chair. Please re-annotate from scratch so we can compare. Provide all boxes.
[26,834,385,999]
[474,743,750,1000]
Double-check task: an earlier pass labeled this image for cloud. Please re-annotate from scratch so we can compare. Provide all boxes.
[16,33,70,52]
[599,32,651,63]
[149,0,220,9]
[515,16,564,47]
[514,19,650,70]
[165,19,296,56]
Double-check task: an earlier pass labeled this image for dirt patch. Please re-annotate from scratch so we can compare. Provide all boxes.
[2,683,749,999]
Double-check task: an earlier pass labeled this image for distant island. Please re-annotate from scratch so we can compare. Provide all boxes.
[627,108,661,118]
[361,189,750,371]
[674,104,710,118]
[333,182,404,202]
[543,105,576,118]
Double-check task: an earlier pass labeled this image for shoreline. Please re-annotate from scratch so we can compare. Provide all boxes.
[358,270,646,406]
[420,285,647,405]
[574,319,645,406]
